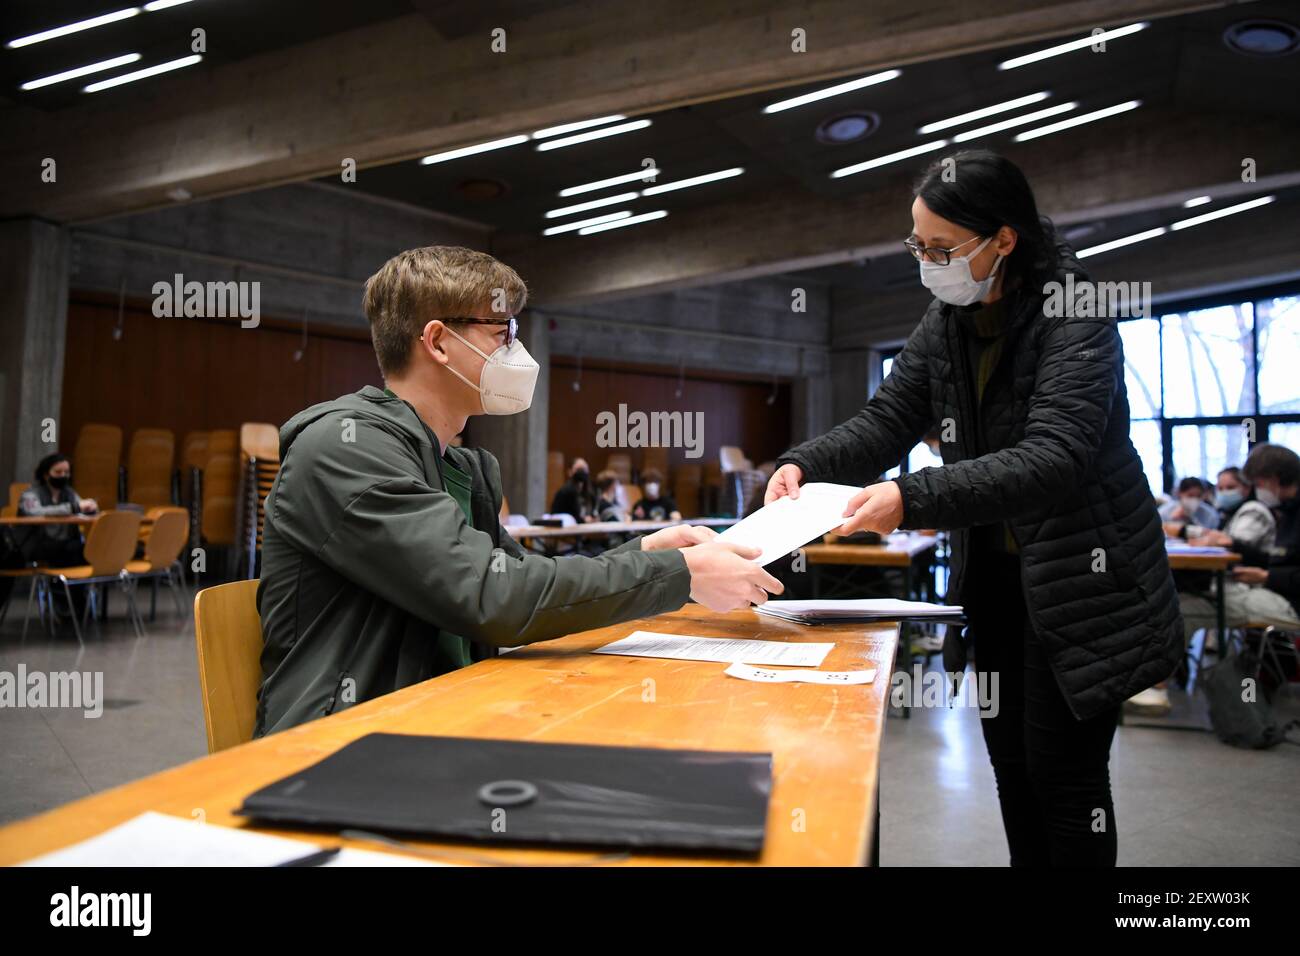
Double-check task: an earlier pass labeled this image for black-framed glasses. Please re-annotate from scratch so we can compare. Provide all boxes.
[903,234,983,266]
[425,315,517,348]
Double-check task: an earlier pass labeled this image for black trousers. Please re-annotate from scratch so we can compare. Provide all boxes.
[965,551,1120,867]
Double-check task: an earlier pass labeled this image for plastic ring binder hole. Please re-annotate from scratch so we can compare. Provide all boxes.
[477,779,538,807]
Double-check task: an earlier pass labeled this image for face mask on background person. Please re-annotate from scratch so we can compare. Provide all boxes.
[1214,488,1244,511]
[48,475,70,490]
[1255,485,1281,508]
[441,326,539,415]
[918,235,1003,307]
[1180,495,1202,514]
[644,482,660,498]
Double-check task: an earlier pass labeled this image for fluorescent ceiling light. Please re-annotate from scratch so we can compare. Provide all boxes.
[1013,100,1141,141]
[579,210,668,235]
[951,102,1078,142]
[1182,196,1212,208]
[545,192,639,219]
[6,7,141,49]
[831,140,948,179]
[420,135,529,165]
[1076,226,1167,259]
[143,0,196,9]
[83,54,203,92]
[532,115,626,139]
[22,53,142,91]
[535,119,652,151]
[642,167,744,196]
[559,168,661,197]
[763,69,901,114]
[1171,196,1275,231]
[543,211,633,236]
[917,92,1052,134]
[999,22,1150,70]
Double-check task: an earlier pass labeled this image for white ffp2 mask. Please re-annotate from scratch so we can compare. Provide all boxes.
[442,327,539,415]
[918,235,1003,307]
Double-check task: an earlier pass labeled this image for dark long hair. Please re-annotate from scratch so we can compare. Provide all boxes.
[34,453,70,486]
[913,149,1062,292]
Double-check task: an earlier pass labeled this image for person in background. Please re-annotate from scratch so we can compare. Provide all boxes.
[1192,465,1275,554]
[18,453,99,567]
[549,458,597,523]
[632,468,681,521]
[594,470,627,523]
[1160,476,1220,536]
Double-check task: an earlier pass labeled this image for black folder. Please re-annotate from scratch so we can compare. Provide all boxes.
[235,733,772,854]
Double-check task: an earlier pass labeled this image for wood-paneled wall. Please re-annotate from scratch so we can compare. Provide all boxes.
[60,294,381,454]
[547,357,791,480]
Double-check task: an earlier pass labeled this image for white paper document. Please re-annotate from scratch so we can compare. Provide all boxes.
[755,598,964,624]
[724,662,877,685]
[21,811,442,867]
[715,481,864,566]
[594,630,833,667]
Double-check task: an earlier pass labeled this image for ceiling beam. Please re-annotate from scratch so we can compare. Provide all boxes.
[4,0,1225,223]
[501,108,1300,305]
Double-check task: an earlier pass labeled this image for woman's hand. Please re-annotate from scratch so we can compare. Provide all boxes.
[835,481,904,536]
[78,498,98,514]
[1191,530,1232,548]
[765,464,804,504]
[641,524,717,552]
[1231,566,1269,586]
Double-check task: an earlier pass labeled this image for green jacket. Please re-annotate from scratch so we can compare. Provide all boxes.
[254,385,691,736]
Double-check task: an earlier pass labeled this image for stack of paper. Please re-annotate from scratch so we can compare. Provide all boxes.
[715,482,863,566]
[755,598,964,625]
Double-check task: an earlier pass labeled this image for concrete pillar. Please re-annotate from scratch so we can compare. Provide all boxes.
[0,220,71,489]
[469,310,550,520]
[790,375,833,448]
[830,348,875,427]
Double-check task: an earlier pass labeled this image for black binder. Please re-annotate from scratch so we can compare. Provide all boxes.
[235,733,772,854]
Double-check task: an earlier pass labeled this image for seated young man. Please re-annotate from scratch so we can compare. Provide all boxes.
[254,246,780,736]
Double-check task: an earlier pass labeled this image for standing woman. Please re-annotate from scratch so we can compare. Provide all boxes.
[766,149,1182,867]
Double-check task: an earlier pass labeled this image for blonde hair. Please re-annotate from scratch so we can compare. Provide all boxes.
[362,246,528,376]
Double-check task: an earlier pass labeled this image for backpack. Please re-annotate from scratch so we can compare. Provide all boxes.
[1204,639,1299,749]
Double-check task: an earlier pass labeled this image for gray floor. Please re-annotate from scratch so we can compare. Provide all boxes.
[2,585,1297,864]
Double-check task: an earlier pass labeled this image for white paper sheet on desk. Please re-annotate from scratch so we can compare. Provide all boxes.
[20,811,444,867]
[725,662,877,685]
[593,630,833,666]
[715,482,863,566]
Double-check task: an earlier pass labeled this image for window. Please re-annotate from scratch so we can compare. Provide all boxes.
[873,285,1300,495]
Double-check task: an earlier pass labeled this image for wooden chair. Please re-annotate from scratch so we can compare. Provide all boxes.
[674,463,703,518]
[27,511,144,643]
[126,428,175,509]
[193,580,263,753]
[238,424,281,578]
[6,482,28,510]
[73,423,122,508]
[127,507,191,619]
[641,446,669,484]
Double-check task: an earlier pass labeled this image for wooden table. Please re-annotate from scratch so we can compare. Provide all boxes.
[802,534,941,601]
[0,605,898,867]
[0,514,154,526]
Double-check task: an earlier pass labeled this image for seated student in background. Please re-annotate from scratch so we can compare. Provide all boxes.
[631,468,681,521]
[1160,476,1220,536]
[255,246,780,736]
[594,470,627,523]
[18,453,99,567]
[549,458,597,522]
[1191,465,1275,554]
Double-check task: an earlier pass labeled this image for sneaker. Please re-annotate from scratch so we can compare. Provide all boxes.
[1124,685,1172,717]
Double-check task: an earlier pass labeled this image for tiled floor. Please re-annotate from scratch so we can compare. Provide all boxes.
[2,588,1297,864]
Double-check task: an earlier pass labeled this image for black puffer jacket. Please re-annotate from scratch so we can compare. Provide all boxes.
[780,244,1182,719]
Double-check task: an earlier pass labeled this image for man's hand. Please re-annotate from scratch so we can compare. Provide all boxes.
[683,541,785,611]
[1191,530,1232,548]
[765,463,804,504]
[641,524,717,552]
[1162,522,1184,539]
[835,481,904,536]
[1232,566,1269,586]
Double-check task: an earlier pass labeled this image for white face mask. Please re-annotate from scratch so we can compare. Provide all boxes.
[918,235,1003,306]
[644,483,660,499]
[1255,485,1281,509]
[441,326,539,415]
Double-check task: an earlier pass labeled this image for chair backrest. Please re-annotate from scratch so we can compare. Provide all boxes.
[193,580,263,753]
[208,429,238,458]
[7,482,28,509]
[641,446,669,481]
[127,428,175,509]
[73,423,122,508]
[546,451,565,510]
[142,507,190,568]
[240,423,280,463]
[0,504,16,518]
[180,431,210,471]
[82,510,143,575]
[201,453,238,545]
[674,463,703,518]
